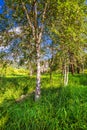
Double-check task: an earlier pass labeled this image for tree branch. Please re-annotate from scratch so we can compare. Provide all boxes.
[42,2,48,23]
[21,0,35,37]
[38,2,48,43]
[33,0,38,39]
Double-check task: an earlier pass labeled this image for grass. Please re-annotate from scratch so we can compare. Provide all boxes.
[0,67,87,130]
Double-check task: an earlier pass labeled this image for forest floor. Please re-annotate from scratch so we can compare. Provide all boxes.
[0,67,87,130]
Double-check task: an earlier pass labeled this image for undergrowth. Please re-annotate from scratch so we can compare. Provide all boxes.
[0,70,87,130]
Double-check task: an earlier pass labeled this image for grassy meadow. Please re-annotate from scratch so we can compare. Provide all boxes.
[0,67,87,130]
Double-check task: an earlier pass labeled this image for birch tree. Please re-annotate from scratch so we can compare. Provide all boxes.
[51,0,86,86]
[5,0,57,100]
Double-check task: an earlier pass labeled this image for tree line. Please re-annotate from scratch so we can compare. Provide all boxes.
[0,0,87,100]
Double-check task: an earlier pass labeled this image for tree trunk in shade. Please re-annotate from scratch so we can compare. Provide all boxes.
[70,64,75,75]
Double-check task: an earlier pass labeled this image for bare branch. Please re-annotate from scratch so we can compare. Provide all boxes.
[21,0,35,36]
[42,2,48,23]
[34,1,37,28]
[38,2,48,42]
[33,0,38,39]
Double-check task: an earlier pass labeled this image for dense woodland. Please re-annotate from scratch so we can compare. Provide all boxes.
[0,0,87,130]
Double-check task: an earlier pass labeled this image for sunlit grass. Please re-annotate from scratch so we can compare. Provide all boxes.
[0,115,8,129]
[0,67,87,130]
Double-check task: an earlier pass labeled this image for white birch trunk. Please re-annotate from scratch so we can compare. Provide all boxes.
[21,1,47,101]
[35,43,41,101]
[63,63,68,86]
[29,63,33,77]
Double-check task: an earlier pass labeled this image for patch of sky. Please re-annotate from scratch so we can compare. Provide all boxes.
[0,0,4,14]
[0,38,21,53]
[86,0,87,4]
[41,34,53,60]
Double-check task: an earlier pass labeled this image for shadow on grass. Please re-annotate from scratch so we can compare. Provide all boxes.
[0,75,52,107]
[71,74,87,86]
[79,74,87,86]
[0,76,36,93]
